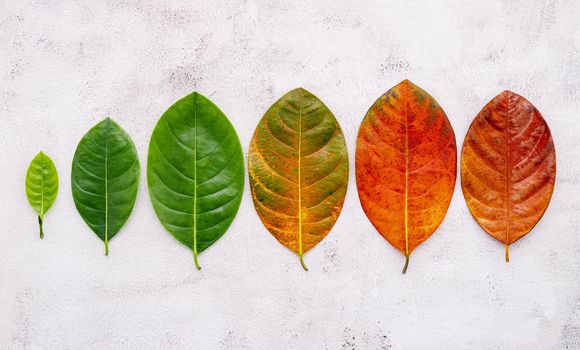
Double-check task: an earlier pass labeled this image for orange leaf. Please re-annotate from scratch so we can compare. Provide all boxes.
[461,91,556,261]
[356,80,457,273]
[248,88,349,270]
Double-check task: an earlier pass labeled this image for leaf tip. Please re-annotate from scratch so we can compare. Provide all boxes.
[291,87,311,96]
[400,79,416,86]
[34,151,48,163]
[497,89,521,101]
[99,117,115,129]
[395,79,420,92]
[189,91,208,104]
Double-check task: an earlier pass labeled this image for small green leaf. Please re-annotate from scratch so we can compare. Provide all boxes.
[147,92,244,269]
[26,152,59,238]
[71,118,140,255]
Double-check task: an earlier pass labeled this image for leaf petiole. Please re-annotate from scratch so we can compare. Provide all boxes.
[194,249,201,270]
[299,254,308,271]
[38,216,44,239]
[402,254,410,274]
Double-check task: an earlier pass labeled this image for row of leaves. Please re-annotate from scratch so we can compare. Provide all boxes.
[26,81,556,272]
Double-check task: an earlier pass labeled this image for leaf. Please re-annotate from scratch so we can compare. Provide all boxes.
[355,80,457,273]
[71,118,140,255]
[248,88,349,271]
[147,92,244,270]
[461,90,556,261]
[26,152,59,238]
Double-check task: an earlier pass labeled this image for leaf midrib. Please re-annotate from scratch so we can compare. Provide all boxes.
[40,156,45,218]
[104,119,110,255]
[404,95,409,260]
[298,92,303,266]
[504,93,511,260]
[193,93,200,269]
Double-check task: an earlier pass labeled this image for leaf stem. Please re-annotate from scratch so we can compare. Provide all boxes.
[104,239,109,256]
[505,244,510,263]
[194,249,201,270]
[38,216,44,239]
[402,254,410,274]
[299,253,308,271]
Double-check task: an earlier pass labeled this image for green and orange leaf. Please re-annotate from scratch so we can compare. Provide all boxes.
[461,91,556,261]
[248,88,348,270]
[355,80,457,273]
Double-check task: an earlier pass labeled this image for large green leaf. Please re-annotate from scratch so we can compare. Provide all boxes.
[71,118,140,255]
[26,152,59,238]
[147,92,244,269]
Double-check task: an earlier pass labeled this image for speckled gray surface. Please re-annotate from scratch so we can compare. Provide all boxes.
[1,1,579,349]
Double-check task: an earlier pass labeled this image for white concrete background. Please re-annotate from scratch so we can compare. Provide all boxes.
[0,0,579,349]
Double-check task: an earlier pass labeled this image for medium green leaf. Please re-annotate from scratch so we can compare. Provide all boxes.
[26,152,59,238]
[71,118,140,255]
[147,92,244,269]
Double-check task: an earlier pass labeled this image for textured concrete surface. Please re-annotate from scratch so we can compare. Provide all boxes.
[1,0,579,349]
